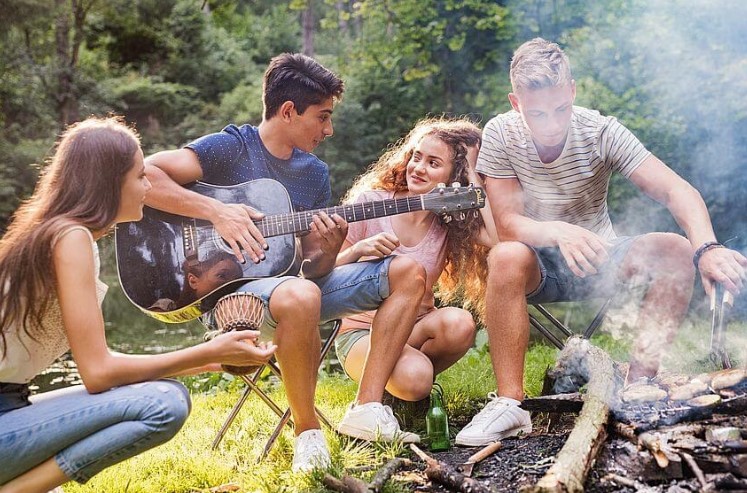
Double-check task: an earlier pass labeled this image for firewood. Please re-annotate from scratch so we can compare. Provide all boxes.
[521,393,584,413]
[322,473,368,493]
[409,444,493,493]
[525,337,619,493]
[369,457,411,492]
[680,452,709,490]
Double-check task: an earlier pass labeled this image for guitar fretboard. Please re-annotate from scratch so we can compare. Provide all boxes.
[256,195,425,238]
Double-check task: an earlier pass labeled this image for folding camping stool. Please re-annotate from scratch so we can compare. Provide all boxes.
[211,319,342,462]
[529,299,613,350]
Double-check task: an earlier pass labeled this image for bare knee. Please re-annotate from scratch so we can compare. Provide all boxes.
[487,242,538,287]
[388,256,427,296]
[270,279,321,321]
[437,308,476,352]
[388,355,434,401]
[626,233,695,283]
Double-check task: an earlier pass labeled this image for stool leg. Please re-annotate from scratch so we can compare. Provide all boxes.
[212,366,265,449]
[258,409,293,462]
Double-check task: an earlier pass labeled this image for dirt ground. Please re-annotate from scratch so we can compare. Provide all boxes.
[394,412,735,492]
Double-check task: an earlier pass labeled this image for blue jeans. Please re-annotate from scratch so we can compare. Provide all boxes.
[526,236,637,303]
[0,380,191,485]
[203,257,393,341]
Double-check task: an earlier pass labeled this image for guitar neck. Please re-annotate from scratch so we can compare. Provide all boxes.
[256,195,425,238]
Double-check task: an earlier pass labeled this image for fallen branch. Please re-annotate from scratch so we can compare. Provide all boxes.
[524,337,620,493]
[323,457,413,493]
[369,458,411,492]
[602,473,645,490]
[410,444,493,493]
[322,473,368,493]
[680,452,709,491]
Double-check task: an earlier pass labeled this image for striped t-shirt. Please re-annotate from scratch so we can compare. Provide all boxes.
[476,106,650,240]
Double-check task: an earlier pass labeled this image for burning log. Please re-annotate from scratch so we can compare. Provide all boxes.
[521,393,584,413]
[525,337,620,493]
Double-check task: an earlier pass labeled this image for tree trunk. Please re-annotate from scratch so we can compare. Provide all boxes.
[336,0,348,36]
[302,0,314,57]
[55,0,94,127]
[55,0,74,126]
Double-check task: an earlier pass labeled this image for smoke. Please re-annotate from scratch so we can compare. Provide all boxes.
[560,1,747,374]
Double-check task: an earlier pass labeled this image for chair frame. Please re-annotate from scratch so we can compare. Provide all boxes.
[529,299,613,350]
[211,319,342,462]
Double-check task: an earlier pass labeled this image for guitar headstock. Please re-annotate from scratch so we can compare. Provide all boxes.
[422,183,486,220]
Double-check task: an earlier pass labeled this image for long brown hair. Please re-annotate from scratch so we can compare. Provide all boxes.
[344,117,490,321]
[0,117,140,357]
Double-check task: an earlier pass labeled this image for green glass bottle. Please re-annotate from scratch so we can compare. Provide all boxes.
[426,384,450,451]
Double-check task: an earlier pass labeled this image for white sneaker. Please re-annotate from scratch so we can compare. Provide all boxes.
[337,401,420,443]
[455,393,532,446]
[291,429,331,472]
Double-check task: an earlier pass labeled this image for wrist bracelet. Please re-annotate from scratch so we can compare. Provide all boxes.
[693,241,724,269]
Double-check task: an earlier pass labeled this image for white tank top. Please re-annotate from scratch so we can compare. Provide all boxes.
[0,226,108,383]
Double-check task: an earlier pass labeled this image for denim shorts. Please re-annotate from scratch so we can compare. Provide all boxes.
[526,236,637,304]
[203,257,393,342]
[0,380,190,485]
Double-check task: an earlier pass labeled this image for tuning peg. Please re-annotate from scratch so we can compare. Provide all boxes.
[458,212,466,221]
[441,213,453,224]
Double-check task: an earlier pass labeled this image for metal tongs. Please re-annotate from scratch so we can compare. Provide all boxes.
[710,283,733,369]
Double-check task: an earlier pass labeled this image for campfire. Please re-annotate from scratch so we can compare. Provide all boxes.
[519,337,747,492]
[323,337,746,492]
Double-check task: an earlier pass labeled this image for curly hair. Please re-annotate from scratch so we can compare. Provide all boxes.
[344,117,490,321]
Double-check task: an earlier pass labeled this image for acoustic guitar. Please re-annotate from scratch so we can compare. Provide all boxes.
[115,179,485,323]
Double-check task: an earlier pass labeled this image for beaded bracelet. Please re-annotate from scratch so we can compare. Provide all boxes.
[692,241,724,269]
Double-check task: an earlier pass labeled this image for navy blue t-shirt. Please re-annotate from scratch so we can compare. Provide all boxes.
[186,124,331,211]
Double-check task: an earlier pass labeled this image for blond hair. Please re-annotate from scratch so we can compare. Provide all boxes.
[510,38,572,92]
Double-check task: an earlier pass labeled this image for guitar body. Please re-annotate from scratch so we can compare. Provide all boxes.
[115,179,301,323]
[116,178,485,323]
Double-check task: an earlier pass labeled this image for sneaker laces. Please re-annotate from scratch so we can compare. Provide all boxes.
[469,392,509,426]
[370,403,399,432]
[295,432,329,467]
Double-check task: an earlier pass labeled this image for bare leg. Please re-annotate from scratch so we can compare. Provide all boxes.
[341,307,475,401]
[407,307,476,375]
[484,242,542,401]
[269,279,322,434]
[0,457,68,493]
[355,256,426,404]
[343,338,434,401]
[620,233,695,380]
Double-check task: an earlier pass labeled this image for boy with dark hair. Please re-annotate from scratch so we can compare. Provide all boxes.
[145,53,423,471]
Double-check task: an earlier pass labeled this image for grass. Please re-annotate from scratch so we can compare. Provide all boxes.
[60,313,745,493]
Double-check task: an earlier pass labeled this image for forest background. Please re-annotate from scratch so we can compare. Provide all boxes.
[2,0,747,251]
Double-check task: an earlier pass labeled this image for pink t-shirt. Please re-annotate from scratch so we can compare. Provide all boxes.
[342,190,447,332]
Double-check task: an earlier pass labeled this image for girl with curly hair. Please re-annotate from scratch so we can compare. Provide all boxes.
[334,117,497,432]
